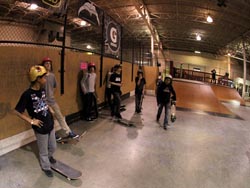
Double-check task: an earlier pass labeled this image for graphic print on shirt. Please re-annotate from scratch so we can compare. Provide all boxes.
[163,87,170,93]
[115,77,121,82]
[31,91,49,116]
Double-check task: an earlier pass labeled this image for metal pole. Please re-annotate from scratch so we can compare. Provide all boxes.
[60,0,68,95]
[242,39,247,98]
[132,38,134,81]
[100,12,105,87]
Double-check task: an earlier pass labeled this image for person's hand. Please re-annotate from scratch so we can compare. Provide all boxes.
[31,119,43,128]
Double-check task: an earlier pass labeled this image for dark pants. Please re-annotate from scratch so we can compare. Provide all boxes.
[112,92,121,117]
[135,93,143,112]
[157,102,170,126]
[83,92,98,119]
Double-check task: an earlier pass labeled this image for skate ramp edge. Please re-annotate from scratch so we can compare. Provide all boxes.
[173,80,242,119]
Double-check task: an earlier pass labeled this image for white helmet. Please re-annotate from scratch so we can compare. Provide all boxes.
[165,74,172,80]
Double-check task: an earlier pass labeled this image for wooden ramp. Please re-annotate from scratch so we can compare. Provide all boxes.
[210,84,245,106]
[173,80,234,116]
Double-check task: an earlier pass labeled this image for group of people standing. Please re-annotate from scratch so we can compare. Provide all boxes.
[13,57,176,177]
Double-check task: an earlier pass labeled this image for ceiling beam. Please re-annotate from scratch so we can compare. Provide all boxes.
[134,0,166,62]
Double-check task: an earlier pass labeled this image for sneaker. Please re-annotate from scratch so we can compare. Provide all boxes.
[49,156,56,164]
[163,125,167,130]
[43,169,53,177]
[86,117,93,121]
[68,132,79,139]
[55,135,62,141]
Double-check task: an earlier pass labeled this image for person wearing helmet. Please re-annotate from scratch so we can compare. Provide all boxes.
[14,65,57,177]
[135,69,146,113]
[156,74,176,130]
[41,58,79,139]
[80,62,98,121]
[109,64,122,119]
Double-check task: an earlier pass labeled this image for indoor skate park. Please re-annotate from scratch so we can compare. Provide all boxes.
[1,1,250,188]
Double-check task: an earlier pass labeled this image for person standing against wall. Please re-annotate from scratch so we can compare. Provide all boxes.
[103,67,113,110]
[14,65,56,177]
[42,57,79,140]
[80,62,98,121]
[109,64,122,119]
[135,70,146,113]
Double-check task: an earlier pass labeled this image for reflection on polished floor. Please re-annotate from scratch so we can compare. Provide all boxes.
[1,95,250,188]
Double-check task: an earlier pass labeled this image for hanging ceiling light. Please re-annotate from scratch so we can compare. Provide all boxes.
[196,34,201,41]
[207,15,213,23]
[29,3,38,10]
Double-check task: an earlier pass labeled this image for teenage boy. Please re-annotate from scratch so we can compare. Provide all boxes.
[109,64,123,119]
[42,57,79,140]
[14,65,56,177]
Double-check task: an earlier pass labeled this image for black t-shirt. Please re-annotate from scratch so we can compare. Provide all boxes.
[135,77,146,94]
[158,83,176,104]
[110,72,121,93]
[15,88,54,134]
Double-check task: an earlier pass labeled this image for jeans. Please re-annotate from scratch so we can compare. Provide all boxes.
[112,92,121,117]
[157,102,171,125]
[135,93,143,112]
[35,128,56,170]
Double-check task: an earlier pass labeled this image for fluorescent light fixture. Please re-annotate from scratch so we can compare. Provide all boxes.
[29,3,38,10]
[196,34,201,41]
[207,15,213,23]
[195,51,201,54]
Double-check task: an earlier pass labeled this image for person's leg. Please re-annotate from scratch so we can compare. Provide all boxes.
[135,93,139,112]
[156,103,164,121]
[163,102,170,127]
[138,93,143,112]
[113,92,121,118]
[85,93,92,120]
[48,128,57,160]
[35,132,51,170]
[51,103,71,134]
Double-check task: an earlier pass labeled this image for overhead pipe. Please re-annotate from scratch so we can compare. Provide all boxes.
[242,39,247,98]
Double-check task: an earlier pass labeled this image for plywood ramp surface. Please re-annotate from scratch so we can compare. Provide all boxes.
[210,84,245,106]
[173,80,234,115]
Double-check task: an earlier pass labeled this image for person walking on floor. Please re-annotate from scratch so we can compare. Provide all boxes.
[80,62,98,121]
[42,57,79,140]
[109,64,123,119]
[156,74,176,130]
[135,69,146,113]
[14,65,57,177]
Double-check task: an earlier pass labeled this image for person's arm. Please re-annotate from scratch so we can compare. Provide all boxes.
[13,110,43,128]
[80,73,88,94]
[170,86,177,101]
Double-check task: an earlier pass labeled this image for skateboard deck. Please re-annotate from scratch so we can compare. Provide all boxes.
[57,131,87,145]
[114,118,135,127]
[170,102,176,123]
[51,160,82,180]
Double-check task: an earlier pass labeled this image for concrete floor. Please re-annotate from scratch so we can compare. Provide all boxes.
[1,95,250,188]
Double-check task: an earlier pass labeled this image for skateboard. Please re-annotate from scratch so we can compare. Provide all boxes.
[114,118,135,127]
[170,100,176,123]
[57,131,87,145]
[51,160,82,180]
